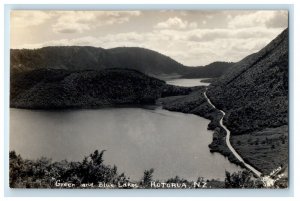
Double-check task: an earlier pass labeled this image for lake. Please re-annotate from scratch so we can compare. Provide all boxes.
[166,78,210,87]
[10,78,241,181]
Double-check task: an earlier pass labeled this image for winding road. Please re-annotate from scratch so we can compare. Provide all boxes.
[203,90,262,178]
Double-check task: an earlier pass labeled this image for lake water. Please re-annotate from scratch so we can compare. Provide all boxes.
[166,78,210,87]
[10,78,241,181]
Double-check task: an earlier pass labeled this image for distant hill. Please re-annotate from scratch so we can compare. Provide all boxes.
[11,46,233,78]
[10,46,185,75]
[10,68,194,109]
[182,62,235,78]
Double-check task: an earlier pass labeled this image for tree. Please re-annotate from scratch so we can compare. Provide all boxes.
[140,168,154,187]
[225,170,257,188]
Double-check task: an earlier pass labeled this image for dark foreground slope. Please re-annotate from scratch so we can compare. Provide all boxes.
[11,46,233,78]
[10,68,193,109]
[206,28,289,174]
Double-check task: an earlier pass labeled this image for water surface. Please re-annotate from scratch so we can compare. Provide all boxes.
[10,107,241,181]
[166,78,210,87]
[10,78,242,181]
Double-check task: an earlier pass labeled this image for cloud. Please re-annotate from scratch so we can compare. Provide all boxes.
[18,32,145,49]
[11,10,288,66]
[52,11,141,34]
[228,11,288,29]
[52,25,89,34]
[154,17,197,30]
[189,22,198,29]
[52,11,95,33]
[11,10,142,34]
[186,27,281,42]
[11,11,52,27]
[16,26,285,66]
[187,29,230,42]
[265,10,289,28]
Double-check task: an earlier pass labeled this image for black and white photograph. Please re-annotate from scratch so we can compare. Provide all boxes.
[9,9,289,189]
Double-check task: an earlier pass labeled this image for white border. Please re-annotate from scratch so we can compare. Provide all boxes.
[1,0,299,199]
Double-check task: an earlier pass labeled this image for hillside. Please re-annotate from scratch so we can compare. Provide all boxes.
[182,62,235,78]
[9,29,289,175]
[207,28,288,135]
[10,68,194,109]
[10,47,185,75]
[11,46,232,78]
[160,28,289,175]
[206,28,289,174]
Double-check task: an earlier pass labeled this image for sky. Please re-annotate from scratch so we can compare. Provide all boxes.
[10,10,288,66]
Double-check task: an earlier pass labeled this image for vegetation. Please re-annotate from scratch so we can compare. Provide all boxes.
[11,46,234,78]
[11,47,185,76]
[140,168,154,188]
[9,150,128,188]
[158,88,243,167]
[231,126,288,174]
[12,150,287,189]
[159,29,289,175]
[10,150,211,189]
[10,68,194,109]
[206,28,288,174]
[207,29,288,135]
[225,170,264,188]
[182,62,235,78]
[9,29,289,187]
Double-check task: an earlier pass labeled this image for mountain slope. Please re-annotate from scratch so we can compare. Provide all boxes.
[207,28,288,135]
[159,28,288,174]
[11,46,233,78]
[206,28,288,174]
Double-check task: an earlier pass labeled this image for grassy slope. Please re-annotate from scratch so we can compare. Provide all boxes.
[230,126,288,174]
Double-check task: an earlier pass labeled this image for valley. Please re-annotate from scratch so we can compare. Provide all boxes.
[9,28,289,188]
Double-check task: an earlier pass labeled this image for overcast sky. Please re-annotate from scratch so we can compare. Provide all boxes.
[11,10,288,66]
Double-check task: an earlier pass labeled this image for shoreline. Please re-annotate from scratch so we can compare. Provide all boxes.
[203,90,262,177]
[158,88,265,175]
[160,88,287,177]
[10,86,279,176]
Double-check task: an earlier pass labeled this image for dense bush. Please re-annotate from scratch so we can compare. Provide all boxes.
[11,68,196,109]
[10,150,287,189]
[207,29,288,135]
[225,170,264,188]
[9,150,131,188]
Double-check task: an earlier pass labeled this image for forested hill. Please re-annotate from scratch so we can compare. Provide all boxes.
[182,62,235,78]
[207,28,288,135]
[10,68,194,109]
[11,46,233,78]
[11,47,184,75]
[205,28,289,174]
